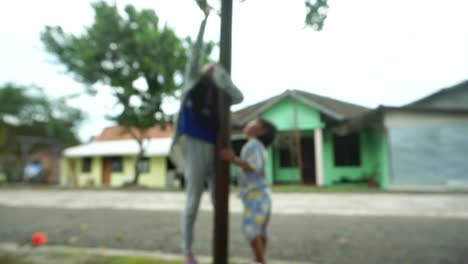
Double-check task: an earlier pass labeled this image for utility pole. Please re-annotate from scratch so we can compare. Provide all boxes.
[214,0,233,263]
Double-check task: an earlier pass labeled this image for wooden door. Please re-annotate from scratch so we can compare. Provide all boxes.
[102,158,112,186]
[301,137,316,184]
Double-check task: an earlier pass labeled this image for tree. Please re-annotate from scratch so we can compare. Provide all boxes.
[0,83,85,181]
[304,0,329,30]
[41,1,212,184]
[0,83,83,145]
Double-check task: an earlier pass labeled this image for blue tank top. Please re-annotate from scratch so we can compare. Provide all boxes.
[178,91,217,143]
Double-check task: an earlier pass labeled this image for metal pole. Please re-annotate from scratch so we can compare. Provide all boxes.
[214,0,233,263]
[219,0,232,73]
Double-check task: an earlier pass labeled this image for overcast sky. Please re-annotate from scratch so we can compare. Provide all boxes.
[1,0,468,141]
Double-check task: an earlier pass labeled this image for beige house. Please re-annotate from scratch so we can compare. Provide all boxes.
[61,126,174,188]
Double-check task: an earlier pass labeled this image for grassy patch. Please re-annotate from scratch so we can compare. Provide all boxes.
[50,250,82,259]
[271,184,382,193]
[0,254,184,264]
[0,173,6,183]
[0,256,34,264]
[0,250,247,264]
[107,256,182,264]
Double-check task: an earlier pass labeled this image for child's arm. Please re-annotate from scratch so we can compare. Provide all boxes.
[184,12,210,86]
[220,149,255,171]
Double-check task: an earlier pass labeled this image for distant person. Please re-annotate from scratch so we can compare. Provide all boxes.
[24,161,42,182]
[221,118,277,264]
[169,8,243,264]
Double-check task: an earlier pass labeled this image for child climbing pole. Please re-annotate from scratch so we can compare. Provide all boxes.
[169,1,243,263]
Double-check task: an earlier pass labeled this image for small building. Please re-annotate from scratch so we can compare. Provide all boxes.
[231,81,468,189]
[61,126,174,188]
[62,80,468,189]
[342,80,468,189]
[231,90,387,187]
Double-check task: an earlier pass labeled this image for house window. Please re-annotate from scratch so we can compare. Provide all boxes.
[111,157,123,172]
[279,146,297,168]
[333,133,361,166]
[137,157,150,173]
[82,157,92,173]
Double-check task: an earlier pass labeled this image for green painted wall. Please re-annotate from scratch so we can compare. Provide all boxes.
[231,95,391,188]
[262,97,324,131]
[323,128,381,186]
[266,147,274,184]
[375,129,391,188]
[321,126,391,188]
[261,97,323,183]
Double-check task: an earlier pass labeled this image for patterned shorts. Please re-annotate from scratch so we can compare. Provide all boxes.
[241,190,271,242]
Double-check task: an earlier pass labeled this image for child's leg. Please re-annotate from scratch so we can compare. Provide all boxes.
[251,236,266,264]
[244,192,271,263]
[181,137,213,261]
[261,236,267,253]
[260,194,271,260]
[182,158,204,257]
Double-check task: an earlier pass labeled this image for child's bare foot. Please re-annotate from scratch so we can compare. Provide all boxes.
[185,253,198,264]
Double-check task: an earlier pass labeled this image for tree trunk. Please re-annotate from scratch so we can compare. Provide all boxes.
[124,127,147,186]
[293,101,304,183]
[132,139,144,185]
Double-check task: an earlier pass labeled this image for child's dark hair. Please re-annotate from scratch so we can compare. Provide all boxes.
[257,118,277,147]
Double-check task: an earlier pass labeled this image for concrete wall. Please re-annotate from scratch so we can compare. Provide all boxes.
[64,156,167,188]
[76,157,103,187]
[385,111,468,187]
[385,111,468,127]
[136,157,167,188]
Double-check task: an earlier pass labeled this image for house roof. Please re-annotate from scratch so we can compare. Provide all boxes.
[231,90,369,125]
[407,79,468,110]
[293,90,370,118]
[64,138,172,158]
[335,105,468,134]
[93,124,173,141]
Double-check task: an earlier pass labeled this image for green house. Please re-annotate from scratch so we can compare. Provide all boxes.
[231,90,391,188]
[59,81,468,190]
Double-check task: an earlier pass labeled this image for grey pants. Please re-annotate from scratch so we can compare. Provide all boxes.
[182,136,215,254]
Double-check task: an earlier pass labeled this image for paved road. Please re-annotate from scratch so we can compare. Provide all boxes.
[1,206,468,264]
[1,189,468,218]
[0,191,468,264]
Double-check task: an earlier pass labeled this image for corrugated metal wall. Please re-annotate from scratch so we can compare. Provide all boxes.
[388,123,468,186]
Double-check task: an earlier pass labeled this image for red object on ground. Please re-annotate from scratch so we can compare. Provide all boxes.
[31,232,48,246]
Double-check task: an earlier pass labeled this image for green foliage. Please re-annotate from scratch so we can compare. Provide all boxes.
[201,0,329,30]
[0,83,84,147]
[305,0,329,30]
[41,1,190,129]
[41,1,216,184]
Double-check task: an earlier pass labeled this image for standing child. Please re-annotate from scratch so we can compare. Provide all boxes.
[221,119,277,264]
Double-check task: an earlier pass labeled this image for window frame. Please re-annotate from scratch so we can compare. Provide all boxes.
[81,157,92,173]
[111,157,123,172]
[333,133,361,167]
[137,157,150,173]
